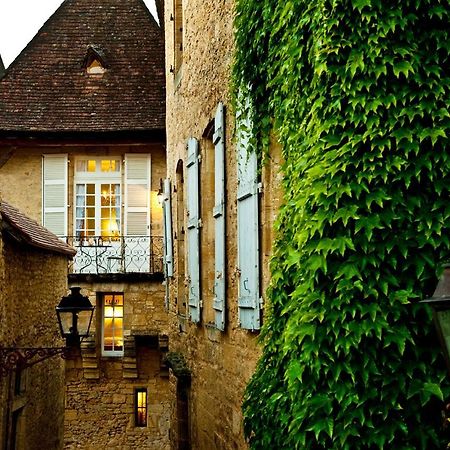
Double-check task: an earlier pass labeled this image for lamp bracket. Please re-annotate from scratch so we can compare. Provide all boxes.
[0,346,75,378]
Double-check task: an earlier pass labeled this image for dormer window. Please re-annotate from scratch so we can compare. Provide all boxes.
[83,46,108,75]
[87,58,106,75]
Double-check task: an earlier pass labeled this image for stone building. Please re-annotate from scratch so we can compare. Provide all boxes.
[0,199,75,449]
[162,0,282,448]
[0,1,171,448]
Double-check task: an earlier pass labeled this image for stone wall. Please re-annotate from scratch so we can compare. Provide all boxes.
[164,0,283,448]
[0,227,68,449]
[65,345,170,450]
[64,280,171,449]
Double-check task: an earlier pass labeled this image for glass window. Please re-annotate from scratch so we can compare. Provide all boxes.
[102,294,124,356]
[135,388,148,427]
[75,183,121,240]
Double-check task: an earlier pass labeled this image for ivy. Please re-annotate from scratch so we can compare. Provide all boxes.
[234,0,450,448]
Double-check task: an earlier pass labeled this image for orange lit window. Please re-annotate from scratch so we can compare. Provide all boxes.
[135,388,148,427]
[102,294,124,356]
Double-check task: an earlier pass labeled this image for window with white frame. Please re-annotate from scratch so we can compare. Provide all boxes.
[102,293,124,356]
[74,158,122,241]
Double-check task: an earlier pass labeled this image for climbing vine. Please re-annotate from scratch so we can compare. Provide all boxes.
[233,0,450,448]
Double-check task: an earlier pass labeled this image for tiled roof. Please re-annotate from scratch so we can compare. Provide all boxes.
[0,0,165,133]
[0,200,76,257]
[0,55,4,79]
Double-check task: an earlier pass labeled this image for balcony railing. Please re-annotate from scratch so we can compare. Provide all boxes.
[65,236,164,275]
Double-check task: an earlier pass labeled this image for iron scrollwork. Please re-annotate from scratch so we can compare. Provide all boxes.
[0,346,75,377]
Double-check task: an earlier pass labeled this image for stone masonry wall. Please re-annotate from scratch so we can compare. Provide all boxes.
[164,0,283,449]
[65,346,170,450]
[64,280,171,449]
[0,230,68,449]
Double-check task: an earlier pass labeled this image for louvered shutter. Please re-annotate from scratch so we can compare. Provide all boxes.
[213,103,226,330]
[237,106,261,330]
[163,178,173,277]
[42,154,68,237]
[124,154,151,273]
[186,138,201,323]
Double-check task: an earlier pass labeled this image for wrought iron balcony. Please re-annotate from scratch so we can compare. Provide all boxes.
[65,236,164,275]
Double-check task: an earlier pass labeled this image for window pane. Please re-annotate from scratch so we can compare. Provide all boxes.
[87,160,96,172]
[103,295,124,354]
[135,389,147,427]
[76,160,87,172]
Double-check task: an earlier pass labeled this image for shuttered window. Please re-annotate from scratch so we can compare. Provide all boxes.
[236,103,261,330]
[213,103,226,330]
[163,178,174,277]
[124,154,151,273]
[124,154,151,236]
[186,138,201,323]
[42,154,68,237]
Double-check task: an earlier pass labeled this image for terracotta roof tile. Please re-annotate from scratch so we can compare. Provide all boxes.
[1,200,76,257]
[0,0,165,133]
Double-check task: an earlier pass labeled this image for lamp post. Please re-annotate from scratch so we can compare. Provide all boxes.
[420,264,450,375]
[0,286,95,377]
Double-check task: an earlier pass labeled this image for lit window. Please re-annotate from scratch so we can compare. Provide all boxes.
[75,183,121,240]
[87,59,106,75]
[102,294,124,356]
[135,388,147,427]
[83,46,108,76]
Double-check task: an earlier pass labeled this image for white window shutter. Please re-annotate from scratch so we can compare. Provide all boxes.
[213,102,226,330]
[163,178,173,277]
[124,154,151,273]
[237,103,261,330]
[186,138,201,323]
[42,154,68,237]
[125,154,151,236]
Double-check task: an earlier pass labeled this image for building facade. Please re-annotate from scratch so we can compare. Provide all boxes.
[0,200,75,449]
[0,1,171,448]
[162,0,282,448]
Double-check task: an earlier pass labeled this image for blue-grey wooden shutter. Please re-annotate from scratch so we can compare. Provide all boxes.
[42,154,68,237]
[213,103,226,330]
[163,178,174,277]
[186,138,201,323]
[236,105,261,330]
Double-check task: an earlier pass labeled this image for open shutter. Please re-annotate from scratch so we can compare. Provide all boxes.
[237,104,261,330]
[186,138,201,323]
[42,154,68,237]
[163,178,173,277]
[124,154,151,273]
[213,103,226,330]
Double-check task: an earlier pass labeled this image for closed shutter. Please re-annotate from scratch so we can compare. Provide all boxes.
[237,105,261,330]
[42,154,68,237]
[213,103,226,330]
[163,178,174,277]
[125,154,151,273]
[186,138,201,323]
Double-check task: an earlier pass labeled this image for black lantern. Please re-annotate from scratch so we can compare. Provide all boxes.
[421,264,450,375]
[56,287,95,346]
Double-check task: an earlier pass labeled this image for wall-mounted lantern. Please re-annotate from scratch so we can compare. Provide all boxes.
[56,286,95,347]
[0,287,95,377]
[420,264,450,375]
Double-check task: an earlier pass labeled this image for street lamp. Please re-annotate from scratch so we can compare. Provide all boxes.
[56,286,95,347]
[420,264,450,375]
[0,287,95,377]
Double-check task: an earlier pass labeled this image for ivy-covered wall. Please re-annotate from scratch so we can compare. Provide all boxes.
[234,0,450,448]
